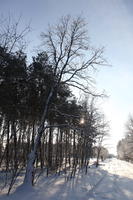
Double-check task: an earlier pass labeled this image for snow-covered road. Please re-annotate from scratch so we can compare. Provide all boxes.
[90,158,133,200]
[0,158,133,200]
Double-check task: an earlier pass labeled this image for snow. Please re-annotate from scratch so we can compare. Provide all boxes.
[0,158,133,200]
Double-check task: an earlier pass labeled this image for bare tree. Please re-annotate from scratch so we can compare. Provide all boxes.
[95,116,109,167]
[0,15,30,53]
[23,16,106,186]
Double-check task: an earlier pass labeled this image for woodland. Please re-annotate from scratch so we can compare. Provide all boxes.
[0,16,109,194]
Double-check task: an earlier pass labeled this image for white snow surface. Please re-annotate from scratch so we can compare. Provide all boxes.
[0,158,133,200]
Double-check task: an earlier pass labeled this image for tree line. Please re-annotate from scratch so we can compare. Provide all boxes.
[0,15,108,192]
[117,115,133,162]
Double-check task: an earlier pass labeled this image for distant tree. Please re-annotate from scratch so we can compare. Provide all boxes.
[117,115,133,162]
[93,146,109,161]
[94,113,109,167]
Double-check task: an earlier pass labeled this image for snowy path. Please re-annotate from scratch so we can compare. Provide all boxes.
[0,158,133,200]
[90,159,133,200]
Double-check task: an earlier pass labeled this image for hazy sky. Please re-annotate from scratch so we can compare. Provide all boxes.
[1,0,133,154]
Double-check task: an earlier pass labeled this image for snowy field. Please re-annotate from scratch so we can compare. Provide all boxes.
[0,158,133,200]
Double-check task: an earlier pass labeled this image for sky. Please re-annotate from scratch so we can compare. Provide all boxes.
[1,0,133,154]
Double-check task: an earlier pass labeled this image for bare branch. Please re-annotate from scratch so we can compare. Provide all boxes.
[0,15,30,53]
[41,16,107,96]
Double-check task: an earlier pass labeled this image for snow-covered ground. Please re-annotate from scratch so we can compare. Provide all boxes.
[0,158,133,200]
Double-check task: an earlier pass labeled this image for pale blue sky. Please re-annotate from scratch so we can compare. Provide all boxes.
[1,0,133,153]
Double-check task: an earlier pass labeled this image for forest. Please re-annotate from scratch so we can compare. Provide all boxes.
[1,1,133,199]
[0,15,109,194]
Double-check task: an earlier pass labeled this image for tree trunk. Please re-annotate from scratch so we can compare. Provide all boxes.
[6,120,10,171]
[23,88,54,186]
[96,147,101,167]
[11,121,18,170]
[48,125,53,169]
